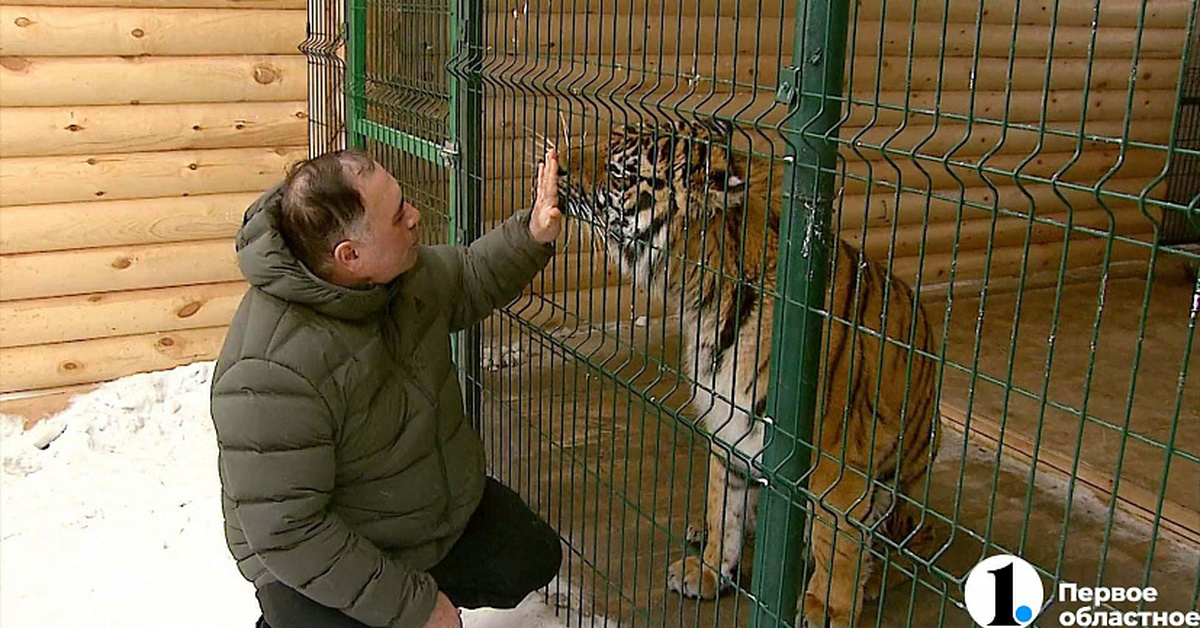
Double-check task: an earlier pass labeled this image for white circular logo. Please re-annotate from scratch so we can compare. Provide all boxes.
[964,554,1045,627]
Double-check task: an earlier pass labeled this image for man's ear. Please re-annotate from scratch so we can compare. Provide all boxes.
[332,239,360,271]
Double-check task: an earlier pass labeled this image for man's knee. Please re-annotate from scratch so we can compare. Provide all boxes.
[535,534,563,588]
[521,518,562,593]
[477,480,563,595]
[528,523,559,593]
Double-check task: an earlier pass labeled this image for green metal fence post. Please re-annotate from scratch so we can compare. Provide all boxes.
[345,0,365,149]
[450,0,484,422]
[749,0,850,626]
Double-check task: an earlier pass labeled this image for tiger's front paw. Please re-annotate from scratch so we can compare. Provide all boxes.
[865,524,939,600]
[666,556,725,599]
[801,589,857,628]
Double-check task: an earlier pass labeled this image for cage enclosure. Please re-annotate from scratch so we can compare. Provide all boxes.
[304,0,1200,626]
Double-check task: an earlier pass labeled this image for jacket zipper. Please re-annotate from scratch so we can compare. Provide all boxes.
[383,302,455,523]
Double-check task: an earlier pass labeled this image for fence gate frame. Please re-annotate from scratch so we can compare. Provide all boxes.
[343,0,486,416]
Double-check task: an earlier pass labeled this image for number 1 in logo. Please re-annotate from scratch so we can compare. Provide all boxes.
[964,555,1045,628]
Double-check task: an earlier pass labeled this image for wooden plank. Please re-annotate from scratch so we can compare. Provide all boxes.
[483,87,1178,144]
[480,0,1189,28]
[859,23,1186,60]
[487,13,788,57]
[0,239,242,302]
[849,56,1179,95]
[0,6,305,56]
[857,0,1192,30]
[485,147,1169,223]
[0,55,307,107]
[920,259,1151,298]
[843,88,1178,128]
[0,383,98,427]
[0,192,253,254]
[847,205,1158,260]
[0,101,308,158]
[896,236,1154,289]
[482,0,796,20]
[482,92,779,143]
[836,147,1167,198]
[940,402,1200,547]
[0,145,305,206]
[491,10,1184,60]
[0,325,227,393]
[483,119,1170,182]
[1,0,303,8]
[482,52,776,97]
[836,177,1164,231]
[0,281,247,348]
[836,119,1168,163]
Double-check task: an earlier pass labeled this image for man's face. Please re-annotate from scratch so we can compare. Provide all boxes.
[351,162,422,284]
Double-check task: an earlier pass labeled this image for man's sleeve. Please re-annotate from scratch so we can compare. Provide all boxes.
[430,209,555,333]
[211,359,438,628]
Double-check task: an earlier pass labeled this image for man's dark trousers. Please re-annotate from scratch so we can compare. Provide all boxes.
[254,478,562,628]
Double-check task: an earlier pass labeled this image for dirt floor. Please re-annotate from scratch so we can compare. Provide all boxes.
[474,269,1199,628]
[929,269,1199,519]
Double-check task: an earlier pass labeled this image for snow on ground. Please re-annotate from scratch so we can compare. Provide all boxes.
[0,362,575,628]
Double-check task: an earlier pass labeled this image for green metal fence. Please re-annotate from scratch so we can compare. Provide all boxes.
[310,0,1200,626]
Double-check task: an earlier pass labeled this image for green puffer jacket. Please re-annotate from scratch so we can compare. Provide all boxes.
[210,182,554,628]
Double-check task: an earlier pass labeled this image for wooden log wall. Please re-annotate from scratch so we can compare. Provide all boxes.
[0,0,1187,407]
[480,0,1188,301]
[0,0,308,407]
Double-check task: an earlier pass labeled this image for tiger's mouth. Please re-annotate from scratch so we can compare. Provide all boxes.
[560,180,594,221]
[558,174,626,247]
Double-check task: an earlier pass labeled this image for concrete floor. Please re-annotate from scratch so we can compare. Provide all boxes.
[929,271,1199,517]
[474,271,1199,628]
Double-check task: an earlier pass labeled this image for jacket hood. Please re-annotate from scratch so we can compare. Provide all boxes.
[235,182,390,320]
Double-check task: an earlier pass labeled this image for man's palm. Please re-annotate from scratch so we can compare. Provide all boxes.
[530,146,563,244]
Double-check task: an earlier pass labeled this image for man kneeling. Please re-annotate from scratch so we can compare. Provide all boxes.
[210,147,564,628]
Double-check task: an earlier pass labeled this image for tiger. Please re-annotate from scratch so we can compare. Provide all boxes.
[559,119,942,628]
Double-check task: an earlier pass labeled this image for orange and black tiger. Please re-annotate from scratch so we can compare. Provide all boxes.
[562,119,941,628]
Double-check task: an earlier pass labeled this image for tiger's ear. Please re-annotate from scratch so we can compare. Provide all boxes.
[703,117,734,139]
[614,123,643,138]
[704,166,747,212]
[706,169,746,193]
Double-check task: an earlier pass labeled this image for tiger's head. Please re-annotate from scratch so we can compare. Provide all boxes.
[562,118,755,283]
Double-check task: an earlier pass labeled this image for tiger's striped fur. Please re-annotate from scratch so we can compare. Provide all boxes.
[564,120,941,628]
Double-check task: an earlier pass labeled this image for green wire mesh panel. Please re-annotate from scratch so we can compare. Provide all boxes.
[341,0,459,245]
[466,0,1200,626]
[310,0,1200,626]
[301,0,349,155]
[1165,4,1200,245]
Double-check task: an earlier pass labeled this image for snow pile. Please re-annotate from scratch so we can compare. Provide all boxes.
[0,362,576,628]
